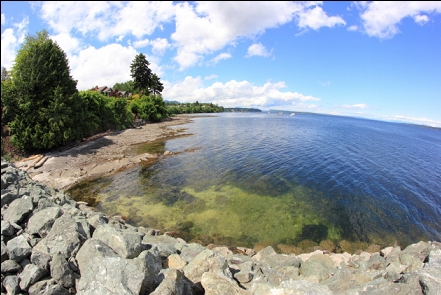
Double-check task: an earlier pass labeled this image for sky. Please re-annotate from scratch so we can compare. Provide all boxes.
[2,1,441,127]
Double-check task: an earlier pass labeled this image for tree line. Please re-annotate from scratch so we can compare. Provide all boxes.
[1,30,223,155]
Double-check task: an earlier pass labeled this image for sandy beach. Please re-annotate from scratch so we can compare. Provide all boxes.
[13,115,194,191]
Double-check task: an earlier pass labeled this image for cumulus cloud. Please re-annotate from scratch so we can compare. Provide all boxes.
[51,33,82,55]
[297,6,346,30]
[133,38,150,48]
[162,77,320,109]
[246,43,271,58]
[359,1,441,38]
[38,1,175,40]
[150,38,171,55]
[1,13,5,26]
[1,16,29,68]
[69,44,142,90]
[172,2,344,69]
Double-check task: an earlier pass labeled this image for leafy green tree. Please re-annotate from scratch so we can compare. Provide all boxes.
[130,53,152,95]
[4,30,80,151]
[112,80,135,93]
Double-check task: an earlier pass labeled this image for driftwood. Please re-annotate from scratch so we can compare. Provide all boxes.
[25,155,44,171]
[20,154,43,162]
[33,156,49,169]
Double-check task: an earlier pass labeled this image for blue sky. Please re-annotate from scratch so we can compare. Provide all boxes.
[2,1,441,127]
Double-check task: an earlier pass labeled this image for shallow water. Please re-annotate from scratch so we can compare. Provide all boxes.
[68,113,441,249]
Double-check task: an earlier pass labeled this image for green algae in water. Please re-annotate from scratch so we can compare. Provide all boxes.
[85,183,341,248]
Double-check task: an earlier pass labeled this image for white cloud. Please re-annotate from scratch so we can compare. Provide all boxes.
[150,38,170,55]
[204,74,218,80]
[172,2,344,69]
[359,2,441,39]
[347,25,358,31]
[162,77,320,109]
[297,6,346,30]
[38,1,175,40]
[1,13,5,26]
[413,14,429,25]
[133,38,150,48]
[51,33,82,56]
[246,43,271,58]
[319,81,331,86]
[116,35,124,42]
[1,17,29,69]
[209,52,232,65]
[340,103,370,109]
[69,44,139,90]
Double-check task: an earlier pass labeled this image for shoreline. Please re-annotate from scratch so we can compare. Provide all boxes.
[13,115,196,191]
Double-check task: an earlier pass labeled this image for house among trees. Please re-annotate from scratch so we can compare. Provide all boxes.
[90,86,131,98]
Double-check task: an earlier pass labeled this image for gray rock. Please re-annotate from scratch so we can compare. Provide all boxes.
[50,253,78,288]
[1,259,22,274]
[19,263,49,291]
[31,247,52,270]
[26,206,63,238]
[299,259,332,282]
[1,220,17,236]
[86,212,108,231]
[32,213,82,260]
[1,240,9,262]
[400,253,423,272]
[41,284,70,295]
[201,272,249,295]
[142,234,179,259]
[183,249,233,293]
[28,279,56,295]
[2,195,34,224]
[37,197,58,211]
[92,224,144,259]
[3,275,20,295]
[401,241,433,262]
[150,269,191,295]
[427,249,441,266]
[179,243,206,263]
[74,215,91,242]
[252,246,276,262]
[6,235,32,262]
[1,188,19,208]
[416,266,441,295]
[76,238,162,295]
[367,253,387,270]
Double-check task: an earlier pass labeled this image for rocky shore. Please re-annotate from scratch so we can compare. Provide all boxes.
[1,159,440,295]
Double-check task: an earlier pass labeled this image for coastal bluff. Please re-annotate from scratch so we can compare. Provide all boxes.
[1,159,440,295]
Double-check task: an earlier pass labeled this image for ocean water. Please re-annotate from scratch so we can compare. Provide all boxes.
[69,112,441,249]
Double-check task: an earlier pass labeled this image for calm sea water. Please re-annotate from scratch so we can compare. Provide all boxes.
[69,112,441,248]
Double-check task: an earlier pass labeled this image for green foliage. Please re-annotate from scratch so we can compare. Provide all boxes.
[129,95,167,123]
[151,73,164,95]
[4,30,80,151]
[77,90,133,135]
[112,80,135,93]
[130,53,152,95]
[166,101,224,115]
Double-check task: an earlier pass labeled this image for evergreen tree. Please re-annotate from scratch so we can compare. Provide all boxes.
[5,30,80,151]
[130,53,152,95]
[151,73,164,95]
